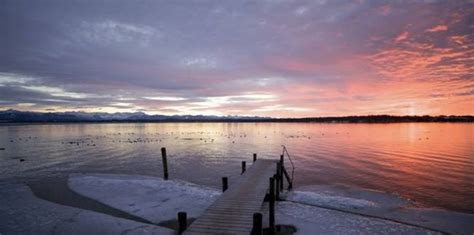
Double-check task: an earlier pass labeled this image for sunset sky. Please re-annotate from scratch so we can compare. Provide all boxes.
[1,0,473,117]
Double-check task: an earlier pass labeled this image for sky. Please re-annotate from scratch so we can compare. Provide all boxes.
[0,0,473,117]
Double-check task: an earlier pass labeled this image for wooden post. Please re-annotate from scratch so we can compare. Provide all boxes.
[274,173,280,200]
[279,156,284,191]
[241,161,246,174]
[161,147,169,180]
[269,177,275,235]
[177,211,187,234]
[177,212,187,233]
[251,212,263,235]
[222,177,228,192]
[253,153,257,162]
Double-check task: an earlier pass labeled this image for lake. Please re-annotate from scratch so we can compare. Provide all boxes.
[0,122,472,213]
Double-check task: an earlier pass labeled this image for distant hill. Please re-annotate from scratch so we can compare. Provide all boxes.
[0,109,267,123]
[0,109,472,123]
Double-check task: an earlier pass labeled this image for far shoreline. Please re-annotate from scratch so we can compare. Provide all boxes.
[1,120,474,126]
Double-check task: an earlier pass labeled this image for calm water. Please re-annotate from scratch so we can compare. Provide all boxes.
[0,123,473,213]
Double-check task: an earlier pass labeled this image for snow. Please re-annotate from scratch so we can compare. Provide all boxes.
[282,185,474,235]
[275,201,441,235]
[68,174,221,224]
[0,183,173,234]
[286,191,376,210]
[4,173,470,235]
[285,184,408,210]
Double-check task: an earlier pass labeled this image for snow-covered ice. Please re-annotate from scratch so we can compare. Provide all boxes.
[67,174,473,235]
[276,201,441,235]
[283,185,474,235]
[0,183,173,234]
[6,173,469,234]
[286,191,376,210]
[68,173,221,224]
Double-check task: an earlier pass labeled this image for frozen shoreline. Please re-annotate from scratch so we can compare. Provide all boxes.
[67,174,473,234]
[283,185,474,234]
[68,173,221,224]
[1,174,473,234]
[0,183,173,234]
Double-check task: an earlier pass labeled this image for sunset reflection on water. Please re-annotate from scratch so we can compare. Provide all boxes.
[0,122,472,213]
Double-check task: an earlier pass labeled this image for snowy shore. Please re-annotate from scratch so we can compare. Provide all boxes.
[0,183,173,234]
[1,174,473,234]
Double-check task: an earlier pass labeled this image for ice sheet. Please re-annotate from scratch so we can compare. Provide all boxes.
[276,201,440,235]
[68,174,221,224]
[66,174,473,234]
[284,185,474,235]
[0,183,173,234]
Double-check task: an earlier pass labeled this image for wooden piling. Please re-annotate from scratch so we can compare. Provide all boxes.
[177,211,187,234]
[251,212,263,235]
[274,173,280,200]
[161,147,169,180]
[269,177,275,235]
[222,177,228,192]
[279,155,284,190]
[242,161,246,174]
[253,153,257,162]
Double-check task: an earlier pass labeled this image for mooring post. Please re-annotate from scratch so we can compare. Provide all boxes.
[222,177,228,192]
[279,155,284,190]
[274,173,280,200]
[242,161,246,174]
[269,177,275,235]
[161,147,169,180]
[251,212,263,235]
[177,211,187,234]
[253,153,257,162]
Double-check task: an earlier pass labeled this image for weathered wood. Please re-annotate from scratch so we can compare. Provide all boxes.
[269,176,275,235]
[222,177,228,192]
[251,213,263,235]
[185,159,276,235]
[274,172,280,201]
[279,155,284,190]
[178,211,187,234]
[161,147,168,180]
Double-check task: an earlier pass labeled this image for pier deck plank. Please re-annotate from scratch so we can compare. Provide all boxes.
[185,159,276,234]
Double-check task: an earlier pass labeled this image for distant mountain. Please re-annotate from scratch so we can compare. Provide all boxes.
[0,109,472,123]
[0,109,268,122]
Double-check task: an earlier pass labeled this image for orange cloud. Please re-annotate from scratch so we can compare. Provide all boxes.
[450,35,468,46]
[365,40,472,81]
[394,31,408,43]
[426,25,448,32]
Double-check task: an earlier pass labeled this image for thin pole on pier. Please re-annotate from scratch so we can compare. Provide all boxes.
[177,211,187,234]
[253,153,257,162]
[280,155,284,190]
[242,161,246,174]
[222,177,228,192]
[269,177,275,235]
[161,147,169,180]
[251,212,263,235]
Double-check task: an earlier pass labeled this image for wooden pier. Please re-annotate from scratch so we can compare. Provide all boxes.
[184,159,278,234]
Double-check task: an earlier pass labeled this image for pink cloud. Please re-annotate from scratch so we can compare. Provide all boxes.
[394,31,409,43]
[425,25,448,32]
